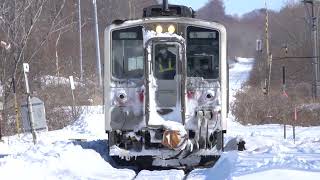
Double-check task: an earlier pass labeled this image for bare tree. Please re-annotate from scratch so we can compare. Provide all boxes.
[0,0,74,135]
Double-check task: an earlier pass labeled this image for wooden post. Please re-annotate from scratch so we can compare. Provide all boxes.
[293,107,297,143]
[0,86,3,141]
[283,124,287,139]
[283,66,286,139]
[69,76,76,120]
[282,66,286,90]
[0,109,2,141]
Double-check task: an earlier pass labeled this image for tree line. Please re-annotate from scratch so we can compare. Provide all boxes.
[0,0,157,136]
[210,1,320,126]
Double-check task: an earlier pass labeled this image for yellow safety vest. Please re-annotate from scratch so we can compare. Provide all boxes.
[159,59,174,73]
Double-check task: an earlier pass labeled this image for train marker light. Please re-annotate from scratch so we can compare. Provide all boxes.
[156,25,163,33]
[168,25,175,34]
[138,90,144,103]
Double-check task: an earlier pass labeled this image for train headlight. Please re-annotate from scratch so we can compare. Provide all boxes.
[156,25,163,33]
[168,25,175,34]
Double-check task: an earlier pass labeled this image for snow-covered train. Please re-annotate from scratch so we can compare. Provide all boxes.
[104,1,228,168]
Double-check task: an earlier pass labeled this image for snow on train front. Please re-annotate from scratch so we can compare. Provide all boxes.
[104,4,228,168]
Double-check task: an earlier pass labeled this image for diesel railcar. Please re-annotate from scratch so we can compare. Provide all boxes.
[104,2,228,168]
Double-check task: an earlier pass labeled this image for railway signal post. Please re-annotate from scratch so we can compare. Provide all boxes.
[23,63,37,144]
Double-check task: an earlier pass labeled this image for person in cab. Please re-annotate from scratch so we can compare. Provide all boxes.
[155,45,176,80]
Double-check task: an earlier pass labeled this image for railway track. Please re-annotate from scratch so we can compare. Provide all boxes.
[132,152,237,180]
[132,151,320,179]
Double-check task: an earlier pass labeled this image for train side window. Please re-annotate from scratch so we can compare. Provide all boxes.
[111,26,144,79]
[187,26,219,79]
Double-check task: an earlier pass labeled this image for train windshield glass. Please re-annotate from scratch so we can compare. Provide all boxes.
[154,44,178,80]
[187,26,219,79]
[112,26,144,79]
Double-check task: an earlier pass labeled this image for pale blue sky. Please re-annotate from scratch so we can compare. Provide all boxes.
[170,0,287,16]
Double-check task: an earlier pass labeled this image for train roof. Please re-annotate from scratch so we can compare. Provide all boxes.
[108,17,226,35]
[143,4,195,18]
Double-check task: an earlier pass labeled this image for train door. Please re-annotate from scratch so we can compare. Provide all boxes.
[145,40,186,127]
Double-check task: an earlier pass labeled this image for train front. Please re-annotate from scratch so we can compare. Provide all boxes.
[104,5,228,168]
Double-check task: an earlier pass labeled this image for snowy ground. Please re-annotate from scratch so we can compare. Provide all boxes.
[1,57,320,179]
[227,57,320,179]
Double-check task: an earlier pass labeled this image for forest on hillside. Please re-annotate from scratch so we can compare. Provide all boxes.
[225,1,320,126]
[0,0,158,136]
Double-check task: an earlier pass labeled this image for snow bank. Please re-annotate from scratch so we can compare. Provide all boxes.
[40,75,84,87]
[234,169,320,180]
[65,106,107,139]
[0,140,135,180]
[235,57,254,64]
[228,57,254,105]
[0,105,136,180]
[187,152,238,180]
[226,57,320,179]
[135,169,185,180]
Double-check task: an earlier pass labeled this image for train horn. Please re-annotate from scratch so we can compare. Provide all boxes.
[163,0,169,12]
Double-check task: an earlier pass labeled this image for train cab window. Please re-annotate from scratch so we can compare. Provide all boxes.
[154,44,177,80]
[112,26,144,79]
[187,26,219,79]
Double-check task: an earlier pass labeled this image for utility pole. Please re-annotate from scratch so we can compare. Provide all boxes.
[311,0,319,99]
[312,2,320,99]
[78,0,83,82]
[93,0,102,87]
[303,0,320,99]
